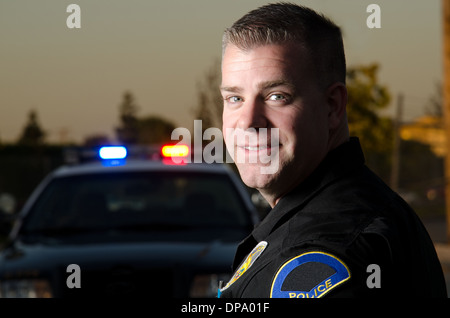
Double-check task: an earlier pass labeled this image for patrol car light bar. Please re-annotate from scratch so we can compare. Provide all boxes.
[63,144,188,165]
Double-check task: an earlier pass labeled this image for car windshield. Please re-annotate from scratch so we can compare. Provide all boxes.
[20,171,253,242]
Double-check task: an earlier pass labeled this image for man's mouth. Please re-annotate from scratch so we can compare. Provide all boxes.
[242,145,270,151]
[237,144,281,153]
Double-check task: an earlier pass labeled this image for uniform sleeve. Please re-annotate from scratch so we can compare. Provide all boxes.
[270,233,394,298]
[327,232,395,298]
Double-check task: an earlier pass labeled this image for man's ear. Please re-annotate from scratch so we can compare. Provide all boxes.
[326,82,348,130]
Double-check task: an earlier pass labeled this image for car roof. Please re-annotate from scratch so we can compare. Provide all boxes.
[51,159,234,178]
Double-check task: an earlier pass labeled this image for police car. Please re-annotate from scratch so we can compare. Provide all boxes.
[0,145,259,298]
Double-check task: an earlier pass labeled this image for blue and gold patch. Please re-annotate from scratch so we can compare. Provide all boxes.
[270,251,350,298]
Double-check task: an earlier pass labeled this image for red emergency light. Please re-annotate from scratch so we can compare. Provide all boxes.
[161,144,189,158]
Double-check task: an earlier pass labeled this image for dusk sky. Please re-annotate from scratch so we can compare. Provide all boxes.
[0,0,442,144]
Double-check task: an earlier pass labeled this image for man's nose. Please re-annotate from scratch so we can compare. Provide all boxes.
[237,98,268,130]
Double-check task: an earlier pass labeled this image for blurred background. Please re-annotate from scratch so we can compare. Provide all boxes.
[0,0,448,245]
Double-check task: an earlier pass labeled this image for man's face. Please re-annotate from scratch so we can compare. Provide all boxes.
[221,43,332,206]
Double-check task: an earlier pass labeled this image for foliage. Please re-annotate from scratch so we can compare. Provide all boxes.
[116,91,140,145]
[346,63,392,153]
[138,116,176,144]
[0,144,65,213]
[83,134,111,147]
[17,110,46,146]
[346,63,393,180]
[115,91,177,145]
[424,81,443,117]
[192,59,223,130]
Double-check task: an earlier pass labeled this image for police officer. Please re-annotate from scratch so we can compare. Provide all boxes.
[219,3,447,298]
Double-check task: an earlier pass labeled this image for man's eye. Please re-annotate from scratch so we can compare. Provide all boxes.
[268,94,286,101]
[227,96,243,103]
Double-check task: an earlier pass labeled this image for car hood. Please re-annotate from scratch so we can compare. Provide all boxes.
[0,239,238,274]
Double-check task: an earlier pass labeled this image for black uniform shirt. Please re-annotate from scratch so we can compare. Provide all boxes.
[219,138,447,298]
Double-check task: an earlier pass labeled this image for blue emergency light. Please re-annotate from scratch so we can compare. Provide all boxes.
[99,146,128,160]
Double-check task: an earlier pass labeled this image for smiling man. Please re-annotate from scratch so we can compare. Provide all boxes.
[219,3,447,298]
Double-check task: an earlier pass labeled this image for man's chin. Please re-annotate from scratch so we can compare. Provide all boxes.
[238,165,277,189]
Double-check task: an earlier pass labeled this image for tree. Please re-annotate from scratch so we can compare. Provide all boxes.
[346,63,393,180]
[116,91,140,145]
[83,134,111,147]
[138,116,176,144]
[347,64,392,152]
[425,81,443,117]
[17,110,46,146]
[115,91,179,146]
[192,59,223,130]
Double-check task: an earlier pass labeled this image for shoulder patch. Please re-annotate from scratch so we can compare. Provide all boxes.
[221,241,268,292]
[270,251,350,298]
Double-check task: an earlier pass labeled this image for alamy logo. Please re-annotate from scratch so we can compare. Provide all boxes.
[66,264,81,289]
[366,264,381,288]
[66,4,81,29]
[366,4,381,29]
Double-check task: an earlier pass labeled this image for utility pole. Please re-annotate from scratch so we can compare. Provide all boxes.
[442,0,450,243]
[391,93,403,193]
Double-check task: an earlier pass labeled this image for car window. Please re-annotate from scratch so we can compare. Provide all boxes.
[20,171,253,237]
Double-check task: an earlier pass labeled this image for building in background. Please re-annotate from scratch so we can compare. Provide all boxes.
[400,115,447,158]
